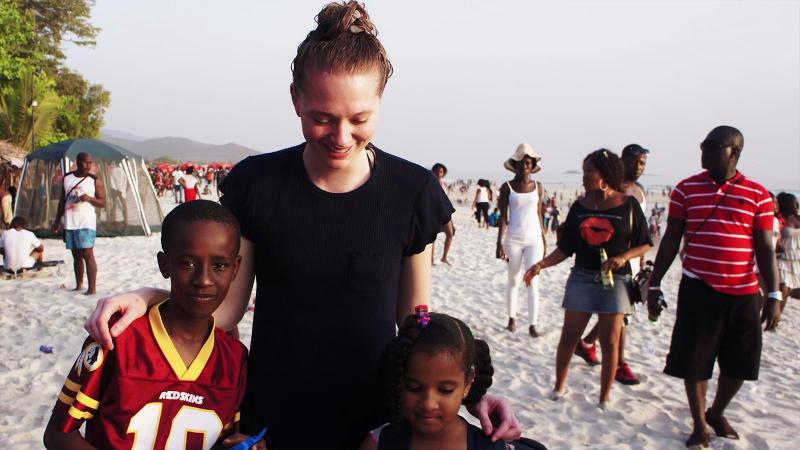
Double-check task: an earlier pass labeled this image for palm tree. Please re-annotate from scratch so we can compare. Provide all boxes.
[0,69,60,152]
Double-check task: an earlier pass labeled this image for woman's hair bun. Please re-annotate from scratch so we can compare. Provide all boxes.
[314,1,377,39]
[292,1,393,94]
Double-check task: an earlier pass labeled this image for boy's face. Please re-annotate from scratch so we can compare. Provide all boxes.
[157,220,241,320]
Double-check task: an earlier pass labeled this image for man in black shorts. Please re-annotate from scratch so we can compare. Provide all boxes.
[646,126,781,448]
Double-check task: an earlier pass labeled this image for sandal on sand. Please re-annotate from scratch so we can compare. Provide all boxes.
[705,409,739,439]
[685,429,710,448]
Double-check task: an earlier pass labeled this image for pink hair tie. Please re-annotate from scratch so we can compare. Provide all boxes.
[415,305,430,328]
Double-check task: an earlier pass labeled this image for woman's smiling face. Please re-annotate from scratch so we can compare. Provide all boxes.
[291,68,382,172]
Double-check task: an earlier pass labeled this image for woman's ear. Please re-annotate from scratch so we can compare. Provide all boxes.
[289,83,302,117]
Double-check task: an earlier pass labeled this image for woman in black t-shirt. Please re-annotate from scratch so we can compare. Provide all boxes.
[83,2,520,449]
[523,149,652,408]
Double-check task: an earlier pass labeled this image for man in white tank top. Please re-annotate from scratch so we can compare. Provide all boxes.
[577,144,649,385]
[52,152,106,295]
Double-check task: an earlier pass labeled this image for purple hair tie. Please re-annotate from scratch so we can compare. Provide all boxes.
[415,304,430,328]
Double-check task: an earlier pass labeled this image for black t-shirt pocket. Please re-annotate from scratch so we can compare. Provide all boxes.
[348,252,385,292]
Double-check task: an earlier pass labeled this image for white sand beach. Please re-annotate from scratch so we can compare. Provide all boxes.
[1,193,797,449]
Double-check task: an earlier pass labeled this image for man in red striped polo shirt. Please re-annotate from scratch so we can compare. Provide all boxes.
[647,126,781,448]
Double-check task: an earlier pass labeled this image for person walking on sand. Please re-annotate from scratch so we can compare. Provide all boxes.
[647,126,781,448]
[179,166,201,202]
[576,143,650,385]
[52,152,106,295]
[496,143,547,337]
[777,192,800,309]
[172,168,184,203]
[524,149,652,409]
[431,163,455,265]
[473,179,493,228]
[81,3,520,449]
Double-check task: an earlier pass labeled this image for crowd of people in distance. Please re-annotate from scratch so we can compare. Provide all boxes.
[147,163,230,202]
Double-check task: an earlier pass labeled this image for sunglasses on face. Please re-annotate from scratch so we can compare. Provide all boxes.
[700,140,732,152]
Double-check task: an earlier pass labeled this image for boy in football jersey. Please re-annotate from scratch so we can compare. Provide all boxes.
[44,200,249,449]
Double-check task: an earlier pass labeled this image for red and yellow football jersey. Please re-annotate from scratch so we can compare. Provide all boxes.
[51,302,248,449]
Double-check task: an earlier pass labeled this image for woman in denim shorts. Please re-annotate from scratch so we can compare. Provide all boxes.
[524,149,652,408]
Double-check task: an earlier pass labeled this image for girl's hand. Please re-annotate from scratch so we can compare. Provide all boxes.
[523,263,543,286]
[467,394,522,442]
[222,433,267,450]
[601,255,626,273]
[495,243,507,261]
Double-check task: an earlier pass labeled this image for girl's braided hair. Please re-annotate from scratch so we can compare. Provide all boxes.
[382,309,494,421]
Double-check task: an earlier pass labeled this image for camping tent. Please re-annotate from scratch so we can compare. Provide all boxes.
[14,139,163,237]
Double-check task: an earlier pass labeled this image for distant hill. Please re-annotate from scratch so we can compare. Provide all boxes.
[99,132,260,164]
[102,129,149,142]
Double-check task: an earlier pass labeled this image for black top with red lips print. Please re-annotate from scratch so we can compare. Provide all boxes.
[557,196,651,274]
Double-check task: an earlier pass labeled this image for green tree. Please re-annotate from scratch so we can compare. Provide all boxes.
[18,0,99,69]
[54,67,110,138]
[0,0,41,84]
[0,68,61,150]
[1,0,109,147]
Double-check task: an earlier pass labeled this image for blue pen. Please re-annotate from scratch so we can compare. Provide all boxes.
[229,427,267,450]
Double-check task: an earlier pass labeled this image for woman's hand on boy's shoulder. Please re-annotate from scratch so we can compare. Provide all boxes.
[468,394,522,442]
[221,433,267,450]
[84,290,150,350]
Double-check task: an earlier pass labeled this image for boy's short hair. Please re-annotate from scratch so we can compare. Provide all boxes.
[161,200,241,253]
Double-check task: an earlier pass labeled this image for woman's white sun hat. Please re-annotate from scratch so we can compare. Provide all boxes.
[504,142,542,173]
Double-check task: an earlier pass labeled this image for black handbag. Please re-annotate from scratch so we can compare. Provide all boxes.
[627,260,653,305]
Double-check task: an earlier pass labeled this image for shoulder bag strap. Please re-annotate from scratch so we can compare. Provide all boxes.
[65,175,89,199]
[684,177,740,247]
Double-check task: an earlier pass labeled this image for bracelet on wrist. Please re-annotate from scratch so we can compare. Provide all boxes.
[767,291,784,301]
[648,286,661,291]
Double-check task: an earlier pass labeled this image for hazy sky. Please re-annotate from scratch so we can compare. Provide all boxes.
[64,0,800,189]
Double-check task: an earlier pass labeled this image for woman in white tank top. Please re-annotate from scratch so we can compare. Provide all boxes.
[496,143,546,337]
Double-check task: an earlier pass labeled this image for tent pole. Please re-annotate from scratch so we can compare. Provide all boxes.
[122,158,150,236]
[13,159,28,216]
[44,162,52,227]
